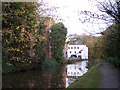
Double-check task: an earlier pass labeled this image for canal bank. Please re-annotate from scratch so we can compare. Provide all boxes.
[67,59,100,88]
[2,59,58,74]
[67,59,120,89]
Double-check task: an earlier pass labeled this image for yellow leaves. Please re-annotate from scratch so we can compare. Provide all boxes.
[14,37,17,39]
[8,48,20,52]
[25,44,28,48]
[38,36,46,42]
[29,61,31,63]
[5,39,10,44]
[16,26,19,30]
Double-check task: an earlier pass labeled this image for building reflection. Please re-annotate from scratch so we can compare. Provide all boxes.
[66,61,88,87]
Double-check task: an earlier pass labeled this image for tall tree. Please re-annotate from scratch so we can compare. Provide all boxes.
[79,0,120,66]
[67,34,82,45]
[2,2,49,67]
[49,22,67,63]
[79,0,120,24]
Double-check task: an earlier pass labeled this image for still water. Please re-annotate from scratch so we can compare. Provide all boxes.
[3,61,88,88]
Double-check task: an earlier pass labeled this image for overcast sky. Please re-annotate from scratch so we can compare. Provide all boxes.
[39,0,109,36]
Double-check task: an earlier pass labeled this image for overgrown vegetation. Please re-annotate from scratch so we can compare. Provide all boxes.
[49,22,67,63]
[78,0,120,67]
[2,2,67,73]
[2,2,43,73]
[107,57,120,67]
[41,58,58,69]
[101,24,120,67]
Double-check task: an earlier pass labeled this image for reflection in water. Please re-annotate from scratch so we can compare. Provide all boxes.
[3,61,88,88]
[3,65,66,89]
[66,61,88,87]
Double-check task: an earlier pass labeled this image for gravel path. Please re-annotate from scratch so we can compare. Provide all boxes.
[99,60,119,88]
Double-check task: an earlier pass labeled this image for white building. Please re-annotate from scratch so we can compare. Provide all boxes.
[66,45,88,59]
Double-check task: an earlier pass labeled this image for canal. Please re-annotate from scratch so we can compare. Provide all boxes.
[2,60,88,88]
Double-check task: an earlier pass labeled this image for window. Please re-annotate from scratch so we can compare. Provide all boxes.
[71,47,73,49]
[79,51,81,53]
[74,72,76,75]
[74,47,76,49]
[70,51,72,53]
[74,51,76,53]
[77,47,79,49]
[79,68,82,70]
[68,47,70,49]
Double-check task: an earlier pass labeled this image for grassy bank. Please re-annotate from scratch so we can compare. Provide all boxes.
[67,59,100,88]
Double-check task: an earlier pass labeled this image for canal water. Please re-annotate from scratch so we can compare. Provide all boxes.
[2,61,88,88]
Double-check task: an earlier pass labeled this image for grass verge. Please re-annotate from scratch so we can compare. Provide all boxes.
[67,59,100,88]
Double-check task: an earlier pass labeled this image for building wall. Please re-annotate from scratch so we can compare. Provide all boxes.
[66,45,88,59]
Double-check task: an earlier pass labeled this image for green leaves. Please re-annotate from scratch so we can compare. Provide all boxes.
[49,22,67,63]
[2,2,46,67]
[99,23,120,67]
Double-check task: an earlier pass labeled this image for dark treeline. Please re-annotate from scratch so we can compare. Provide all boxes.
[96,0,120,67]
[100,23,120,67]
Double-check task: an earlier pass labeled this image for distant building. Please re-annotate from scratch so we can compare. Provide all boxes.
[64,44,88,60]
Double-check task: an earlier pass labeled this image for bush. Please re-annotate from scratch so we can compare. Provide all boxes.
[2,59,42,73]
[108,57,120,67]
[88,59,100,69]
[41,58,58,69]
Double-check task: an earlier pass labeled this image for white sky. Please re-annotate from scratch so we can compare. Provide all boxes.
[39,0,109,36]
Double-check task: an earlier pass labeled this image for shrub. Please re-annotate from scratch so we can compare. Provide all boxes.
[108,57,120,67]
[41,58,58,69]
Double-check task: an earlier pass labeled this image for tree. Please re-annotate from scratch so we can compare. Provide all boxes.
[102,24,119,57]
[2,2,54,68]
[2,2,38,67]
[67,34,82,45]
[79,0,120,24]
[96,0,120,23]
[100,23,120,66]
[49,22,67,63]
[79,0,120,66]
